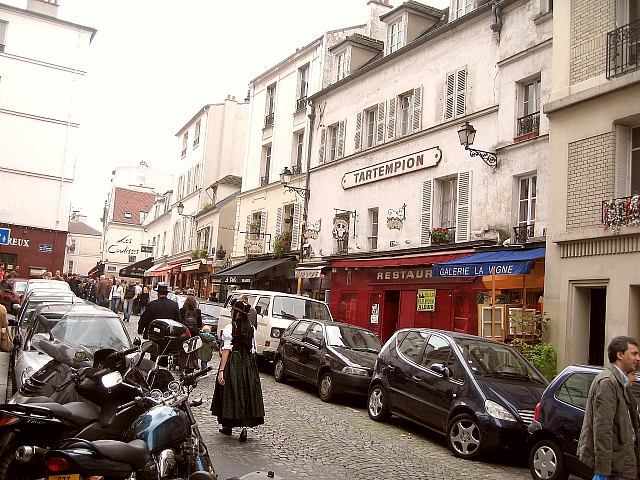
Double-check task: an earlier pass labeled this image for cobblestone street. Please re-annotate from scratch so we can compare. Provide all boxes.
[125,318,530,480]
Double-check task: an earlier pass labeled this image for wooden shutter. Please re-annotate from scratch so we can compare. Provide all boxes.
[455,171,471,243]
[260,211,268,236]
[420,179,433,245]
[615,125,631,197]
[354,112,362,151]
[455,69,467,118]
[318,128,326,164]
[376,102,386,144]
[412,86,423,132]
[444,73,455,121]
[275,207,283,236]
[387,97,396,139]
[337,120,346,158]
[292,203,302,251]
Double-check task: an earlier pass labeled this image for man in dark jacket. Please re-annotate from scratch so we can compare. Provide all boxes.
[137,284,181,337]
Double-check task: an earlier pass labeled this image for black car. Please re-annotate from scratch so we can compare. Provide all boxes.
[527,364,640,480]
[274,319,382,402]
[368,328,548,460]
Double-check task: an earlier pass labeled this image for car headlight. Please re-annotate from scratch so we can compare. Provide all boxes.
[270,328,282,339]
[341,366,368,376]
[484,399,517,422]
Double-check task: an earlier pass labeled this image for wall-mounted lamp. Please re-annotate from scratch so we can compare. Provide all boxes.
[176,202,197,219]
[280,167,310,200]
[457,121,498,169]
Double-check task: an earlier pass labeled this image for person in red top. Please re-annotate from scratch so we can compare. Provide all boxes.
[0,264,4,283]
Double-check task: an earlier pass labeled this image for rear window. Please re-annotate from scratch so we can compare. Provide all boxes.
[272,296,332,321]
[555,372,596,409]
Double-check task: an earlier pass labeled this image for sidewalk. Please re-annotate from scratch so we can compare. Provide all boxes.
[0,351,10,403]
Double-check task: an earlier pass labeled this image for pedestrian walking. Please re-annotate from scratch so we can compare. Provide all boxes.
[196,325,217,369]
[208,291,219,302]
[210,299,265,442]
[133,282,143,315]
[123,280,136,322]
[180,295,202,337]
[578,335,640,480]
[110,280,123,314]
[137,284,181,364]
[139,285,149,316]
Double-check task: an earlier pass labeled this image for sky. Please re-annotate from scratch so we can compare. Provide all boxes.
[11,0,448,230]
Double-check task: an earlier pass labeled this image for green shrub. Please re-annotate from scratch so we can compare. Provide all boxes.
[273,230,292,258]
[191,247,207,260]
[511,338,557,381]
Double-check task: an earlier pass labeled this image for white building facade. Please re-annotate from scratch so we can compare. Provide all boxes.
[65,215,101,276]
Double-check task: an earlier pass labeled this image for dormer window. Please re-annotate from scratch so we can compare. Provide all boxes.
[337,51,349,81]
[388,18,405,53]
[455,0,473,18]
[124,211,132,219]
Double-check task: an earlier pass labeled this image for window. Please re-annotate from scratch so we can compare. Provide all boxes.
[290,321,311,340]
[455,0,473,18]
[523,80,541,116]
[256,296,270,316]
[197,227,211,251]
[328,124,339,161]
[398,330,429,364]
[421,335,459,378]
[555,373,596,409]
[181,132,188,157]
[162,231,166,255]
[0,20,6,52]
[444,69,467,120]
[306,323,324,347]
[632,126,640,194]
[365,108,377,148]
[368,208,379,250]
[295,132,304,169]
[193,120,201,147]
[128,255,137,263]
[337,52,348,81]
[177,176,184,200]
[69,239,78,254]
[518,174,537,227]
[388,18,404,53]
[399,92,413,136]
[124,211,132,219]
[261,145,272,185]
[298,65,309,100]
[265,83,276,127]
[440,177,457,229]
[67,260,75,275]
[140,211,147,223]
[194,163,201,190]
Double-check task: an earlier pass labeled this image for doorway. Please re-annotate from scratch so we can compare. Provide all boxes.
[382,291,400,341]
[571,284,608,366]
[588,288,607,366]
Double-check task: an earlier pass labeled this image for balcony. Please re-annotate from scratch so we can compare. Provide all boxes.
[602,194,640,233]
[607,18,640,78]
[515,112,540,142]
[296,97,308,112]
[513,224,535,244]
[264,113,274,128]
[260,175,269,187]
[429,227,456,245]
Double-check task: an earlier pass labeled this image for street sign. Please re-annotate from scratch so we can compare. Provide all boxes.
[140,245,154,253]
[0,228,10,245]
[39,244,53,253]
[417,289,436,312]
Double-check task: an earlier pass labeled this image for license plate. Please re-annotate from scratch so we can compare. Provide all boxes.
[48,475,80,480]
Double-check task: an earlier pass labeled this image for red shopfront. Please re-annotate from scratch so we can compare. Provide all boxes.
[0,223,67,277]
[329,251,486,342]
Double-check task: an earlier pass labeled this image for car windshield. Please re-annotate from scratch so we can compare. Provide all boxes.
[456,338,546,383]
[200,304,221,317]
[272,296,332,321]
[32,312,131,353]
[21,299,75,326]
[326,325,382,352]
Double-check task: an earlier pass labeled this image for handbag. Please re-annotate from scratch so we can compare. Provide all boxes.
[0,327,13,353]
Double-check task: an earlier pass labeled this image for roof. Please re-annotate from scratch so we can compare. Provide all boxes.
[380,1,445,21]
[68,221,101,236]
[329,33,384,53]
[112,188,156,225]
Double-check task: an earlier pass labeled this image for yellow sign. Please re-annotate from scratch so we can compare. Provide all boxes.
[417,289,436,312]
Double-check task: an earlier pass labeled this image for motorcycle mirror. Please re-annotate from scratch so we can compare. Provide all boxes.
[101,371,123,388]
[133,337,142,346]
[168,380,180,392]
[183,337,202,354]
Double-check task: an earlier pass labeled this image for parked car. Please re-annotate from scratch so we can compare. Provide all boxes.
[12,303,133,394]
[22,279,71,303]
[11,292,80,335]
[368,328,548,460]
[217,290,334,363]
[527,364,640,480]
[0,277,28,311]
[274,319,382,402]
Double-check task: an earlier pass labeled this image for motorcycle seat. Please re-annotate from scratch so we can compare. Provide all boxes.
[28,401,100,427]
[19,395,55,403]
[68,439,149,469]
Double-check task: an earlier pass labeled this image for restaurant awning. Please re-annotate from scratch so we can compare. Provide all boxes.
[181,259,210,273]
[144,261,169,277]
[432,247,545,277]
[88,262,105,277]
[119,257,154,279]
[211,257,294,285]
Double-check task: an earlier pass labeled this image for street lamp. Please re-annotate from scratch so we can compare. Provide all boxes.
[280,167,310,200]
[176,202,196,219]
[457,121,498,169]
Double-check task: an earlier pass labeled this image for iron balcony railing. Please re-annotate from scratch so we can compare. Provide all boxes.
[516,112,540,136]
[260,175,269,187]
[606,18,640,78]
[296,97,308,112]
[513,224,535,244]
[264,113,274,128]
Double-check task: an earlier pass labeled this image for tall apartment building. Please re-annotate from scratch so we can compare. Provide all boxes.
[0,0,95,277]
[544,0,640,367]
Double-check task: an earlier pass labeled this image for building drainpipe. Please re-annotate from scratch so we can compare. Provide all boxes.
[298,101,315,295]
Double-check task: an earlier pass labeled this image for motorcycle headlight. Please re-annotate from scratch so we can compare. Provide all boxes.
[484,399,517,422]
[341,366,368,376]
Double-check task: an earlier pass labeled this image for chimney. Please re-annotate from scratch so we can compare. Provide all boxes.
[27,0,59,18]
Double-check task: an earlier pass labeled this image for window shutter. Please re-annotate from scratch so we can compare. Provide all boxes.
[615,125,631,197]
[245,215,252,235]
[455,69,467,118]
[354,112,362,151]
[377,102,386,144]
[276,207,283,236]
[292,203,302,250]
[318,128,326,164]
[412,86,423,132]
[387,97,397,139]
[444,73,455,121]
[260,211,268,237]
[420,179,433,245]
[337,120,346,158]
[455,171,472,242]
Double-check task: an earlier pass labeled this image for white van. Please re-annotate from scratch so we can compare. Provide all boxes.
[217,290,334,362]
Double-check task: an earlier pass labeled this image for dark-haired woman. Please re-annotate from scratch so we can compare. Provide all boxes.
[210,300,265,442]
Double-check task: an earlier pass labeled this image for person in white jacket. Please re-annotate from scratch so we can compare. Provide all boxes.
[110,280,124,314]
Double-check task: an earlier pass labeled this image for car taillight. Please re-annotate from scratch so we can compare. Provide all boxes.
[534,402,541,422]
[46,457,71,472]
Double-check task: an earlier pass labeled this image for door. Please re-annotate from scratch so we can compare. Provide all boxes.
[339,293,358,324]
[382,290,400,342]
[281,320,311,376]
[299,322,324,381]
[389,329,429,416]
[589,288,606,366]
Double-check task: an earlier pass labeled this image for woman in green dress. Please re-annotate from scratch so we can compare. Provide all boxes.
[211,300,265,442]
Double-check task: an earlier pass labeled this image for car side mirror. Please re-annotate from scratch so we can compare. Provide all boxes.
[431,363,452,378]
[255,305,262,315]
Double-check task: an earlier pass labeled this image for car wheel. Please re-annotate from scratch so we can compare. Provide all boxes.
[529,439,568,480]
[274,358,287,383]
[318,371,334,402]
[447,413,482,460]
[368,384,390,421]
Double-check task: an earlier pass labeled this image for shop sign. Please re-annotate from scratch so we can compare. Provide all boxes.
[0,228,10,245]
[244,238,264,254]
[342,147,441,189]
[39,244,53,253]
[107,235,139,255]
[332,218,349,240]
[370,304,379,324]
[140,245,154,253]
[373,267,432,282]
[295,268,323,279]
[211,275,252,285]
[417,289,436,312]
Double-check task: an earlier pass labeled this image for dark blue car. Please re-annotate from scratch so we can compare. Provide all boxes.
[528,364,640,480]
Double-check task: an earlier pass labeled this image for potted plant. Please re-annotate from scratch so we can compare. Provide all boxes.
[216,245,226,260]
[272,230,292,258]
[250,220,261,234]
[191,247,207,260]
[199,202,213,214]
[429,227,453,244]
